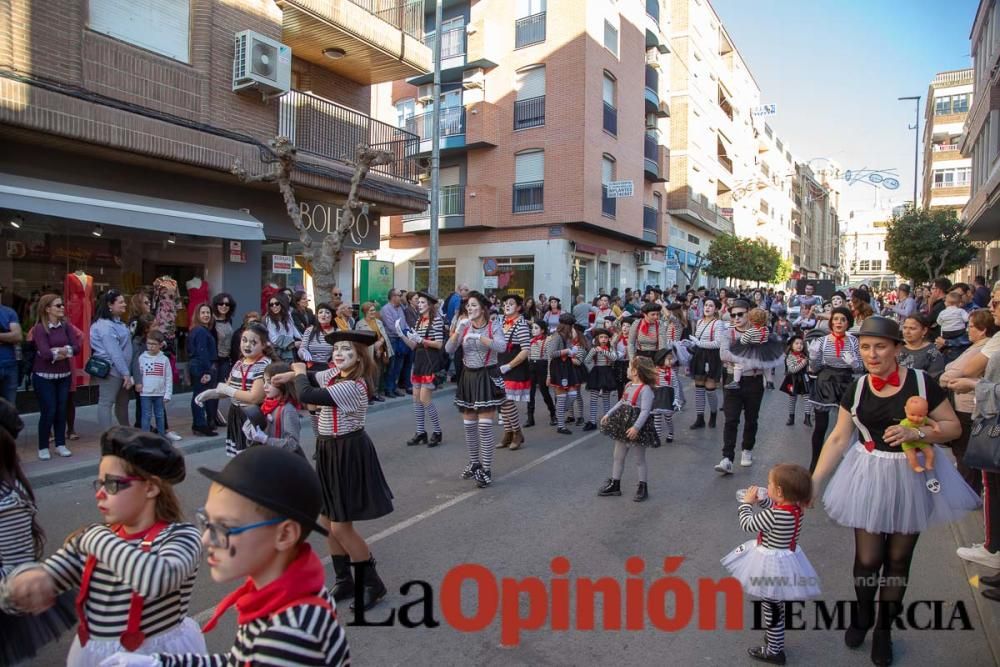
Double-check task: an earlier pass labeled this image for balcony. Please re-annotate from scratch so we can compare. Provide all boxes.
[280,0,431,84]
[602,185,616,218]
[667,187,734,235]
[515,12,546,49]
[401,184,465,232]
[603,102,618,135]
[643,133,668,182]
[514,96,545,130]
[404,107,466,152]
[424,25,466,69]
[643,205,660,244]
[513,181,544,213]
[278,90,420,183]
[644,65,660,111]
[717,153,733,174]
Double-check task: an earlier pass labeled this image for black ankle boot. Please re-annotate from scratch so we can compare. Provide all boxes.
[549,413,557,426]
[406,432,428,446]
[803,414,812,427]
[598,478,621,496]
[844,604,874,648]
[690,415,706,429]
[785,414,794,426]
[525,414,536,427]
[330,555,354,603]
[350,556,388,613]
[428,431,442,447]
[583,421,597,431]
[708,411,717,428]
[633,482,648,502]
[871,629,893,666]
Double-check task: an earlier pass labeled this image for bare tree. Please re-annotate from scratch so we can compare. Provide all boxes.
[677,251,706,289]
[232,137,392,303]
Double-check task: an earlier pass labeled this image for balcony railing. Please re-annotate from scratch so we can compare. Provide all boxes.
[645,65,659,95]
[644,133,658,161]
[643,205,659,243]
[514,96,545,130]
[346,0,424,40]
[603,102,618,135]
[602,185,616,217]
[404,106,465,141]
[402,184,465,220]
[646,0,660,25]
[515,12,546,49]
[424,26,465,60]
[513,181,544,212]
[278,90,420,183]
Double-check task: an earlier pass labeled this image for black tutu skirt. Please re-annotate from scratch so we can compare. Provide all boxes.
[729,338,786,370]
[653,385,675,411]
[548,356,582,389]
[809,366,854,408]
[599,405,659,447]
[225,403,251,457]
[0,590,76,665]
[780,371,809,396]
[690,347,723,380]
[315,429,394,522]
[455,365,507,410]
[587,366,618,392]
[613,360,630,389]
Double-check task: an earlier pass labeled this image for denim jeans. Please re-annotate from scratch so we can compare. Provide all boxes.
[190,374,212,429]
[0,363,16,405]
[33,373,70,450]
[385,338,407,394]
[141,395,166,434]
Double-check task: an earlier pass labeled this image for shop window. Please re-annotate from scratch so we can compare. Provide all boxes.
[413,260,457,295]
[485,256,535,299]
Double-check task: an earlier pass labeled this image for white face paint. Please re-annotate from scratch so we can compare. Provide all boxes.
[241,331,264,358]
[531,322,543,337]
[466,299,483,321]
[417,297,430,315]
[703,300,717,317]
[831,296,844,308]
[503,299,518,316]
[332,341,358,370]
[317,309,333,325]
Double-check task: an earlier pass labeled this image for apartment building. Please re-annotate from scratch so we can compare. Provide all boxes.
[923,69,973,213]
[747,121,796,276]
[374,0,673,300]
[0,0,430,321]
[841,208,900,288]
[789,160,841,282]
[665,0,760,289]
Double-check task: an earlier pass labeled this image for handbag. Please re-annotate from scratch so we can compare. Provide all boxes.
[964,414,1000,473]
[84,356,111,379]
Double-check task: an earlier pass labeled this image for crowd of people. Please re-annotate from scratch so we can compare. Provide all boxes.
[0,275,996,665]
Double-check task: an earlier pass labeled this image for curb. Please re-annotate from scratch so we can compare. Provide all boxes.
[26,385,458,488]
[950,515,1000,666]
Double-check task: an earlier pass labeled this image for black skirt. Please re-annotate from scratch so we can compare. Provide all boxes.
[653,385,675,411]
[780,370,809,396]
[225,403,251,457]
[809,366,854,407]
[587,365,618,392]
[690,347,723,380]
[0,590,76,666]
[548,356,581,389]
[455,365,507,410]
[413,347,441,378]
[599,405,659,447]
[315,429,394,522]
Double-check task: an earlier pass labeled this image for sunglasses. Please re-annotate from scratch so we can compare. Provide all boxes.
[195,509,287,549]
[731,311,747,317]
[92,475,143,495]
[52,303,64,308]
[218,302,231,307]
[269,301,281,307]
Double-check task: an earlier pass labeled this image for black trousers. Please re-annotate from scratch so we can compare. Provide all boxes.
[986,470,1000,554]
[528,360,555,418]
[722,375,764,460]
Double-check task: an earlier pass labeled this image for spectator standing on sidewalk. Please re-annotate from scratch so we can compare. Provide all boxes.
[136,330,173,435]
[187,304,218,437]
[0,298,21,405]
[90,289,134,430]
[31,293,80,460]
[380,289,408,397]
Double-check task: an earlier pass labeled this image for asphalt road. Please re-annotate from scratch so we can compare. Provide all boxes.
[26,381,999,666]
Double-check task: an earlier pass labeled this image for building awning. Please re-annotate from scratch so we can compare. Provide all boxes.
[0,174,265,240]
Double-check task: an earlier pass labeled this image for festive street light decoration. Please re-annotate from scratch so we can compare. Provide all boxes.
[842,168,900,190]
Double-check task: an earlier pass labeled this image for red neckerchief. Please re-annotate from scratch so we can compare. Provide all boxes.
[638,317,659,338]
[503,315,519,330]
[202,544,327,633]
[831,332,846,358]
[791,350,805,360]
[870,366,901,391]
[260,397,287,437]
[319,324,334,333]
[530,334,546,345]
[77,522,168,650]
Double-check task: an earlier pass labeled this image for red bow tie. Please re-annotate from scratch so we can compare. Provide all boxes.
[870,369,900,391]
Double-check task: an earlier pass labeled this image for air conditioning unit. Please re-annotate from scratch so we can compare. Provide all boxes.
[417,85,434,102]
[637,250,654,266]
[233,30,291,97]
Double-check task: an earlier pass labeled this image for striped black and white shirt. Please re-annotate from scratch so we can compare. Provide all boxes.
[444,320,507,369]
[738,497,802,550]
[0,481,36,579]
[41,523,201,639]
[627,319,668,357]
[156,588,349,666]
[692,318,724,349]
[498,316,531,354]
[807,333,862,374]
[228,357,271,407]
[300,327,334,365]
[414,314,446,343]
[296,369,368,437]
[528,335,548,362]
[585,346,618,368]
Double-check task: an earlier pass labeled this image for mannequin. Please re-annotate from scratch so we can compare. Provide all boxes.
[186,276,210,316]
[63,269,93,389]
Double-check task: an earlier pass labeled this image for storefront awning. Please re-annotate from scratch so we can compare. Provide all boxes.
[0,174,266,240]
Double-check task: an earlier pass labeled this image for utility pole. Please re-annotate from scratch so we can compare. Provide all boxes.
[898,95,921,207]
[428,0,443,296]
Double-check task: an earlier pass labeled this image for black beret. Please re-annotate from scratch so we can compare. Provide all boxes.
[0,398,23,439]
[640,302,662,314]
[548,296,561,303]
[666,302,683,311]
[100,426,185,484]
[558,313,575,325]
[324,329,377,346]
[620,315,637,325]
[653,348,674,366]
[500,293,524,306]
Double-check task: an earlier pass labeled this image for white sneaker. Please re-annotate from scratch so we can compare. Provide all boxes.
[715,457,733,475]
[956,543,1000,569]
[38,449,51,461]
[740,450,753,467]
[55,445,72,458]
[166,431,183,441]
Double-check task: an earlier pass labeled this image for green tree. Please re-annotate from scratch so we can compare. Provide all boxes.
[705,234,746,281]
[885,206,978,284]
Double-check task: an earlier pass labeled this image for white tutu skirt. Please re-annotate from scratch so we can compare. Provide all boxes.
[66,617,205,667]
[823,442,982,535]
[721,540,821,600]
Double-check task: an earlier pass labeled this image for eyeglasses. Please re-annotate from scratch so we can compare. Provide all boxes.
[92,475,144,495]
[731,311,747,318]
[195,508,287,549]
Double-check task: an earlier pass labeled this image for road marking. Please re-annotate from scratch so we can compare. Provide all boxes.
[193,430,601,623]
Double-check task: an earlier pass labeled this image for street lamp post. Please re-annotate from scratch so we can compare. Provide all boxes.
[898,96,920,207]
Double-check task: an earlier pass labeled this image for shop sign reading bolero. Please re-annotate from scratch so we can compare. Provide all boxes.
[298,200,379,250]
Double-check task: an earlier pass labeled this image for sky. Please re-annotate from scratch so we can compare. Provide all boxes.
[711,0,979,217]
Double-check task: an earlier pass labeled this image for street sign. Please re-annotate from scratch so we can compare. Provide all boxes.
[483,276,499,289]
[751,104,776,117]
[272,254,293,274]
[605,180,634,198]
[665,259,680,270]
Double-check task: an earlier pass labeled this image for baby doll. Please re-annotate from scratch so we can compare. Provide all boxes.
[899,396,940,492]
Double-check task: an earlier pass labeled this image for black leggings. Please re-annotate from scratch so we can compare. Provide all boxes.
[852,529,920,631]
[809,409,831,473]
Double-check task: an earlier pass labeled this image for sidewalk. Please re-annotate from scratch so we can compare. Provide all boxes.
[18,386,454,487]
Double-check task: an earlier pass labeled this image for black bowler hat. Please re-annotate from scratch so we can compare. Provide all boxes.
[500,293,524,306]
[415,291,439,305]
[0,398,23,439]
[324,329,377,346]
[856,316,903,343]
[640,302,662,314]
[558,313,575,325]
[591,328,611,339]
[199,446,328,537]
[100,426,185,484]
[548,296,561,303]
